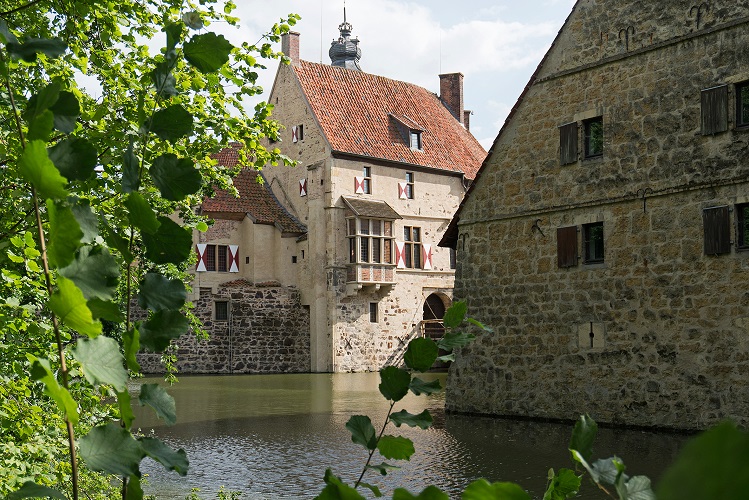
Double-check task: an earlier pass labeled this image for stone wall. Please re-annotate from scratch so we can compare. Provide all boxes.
[138,280,310,374]
[446,0,749,431]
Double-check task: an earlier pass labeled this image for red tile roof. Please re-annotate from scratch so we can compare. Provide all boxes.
[201,144,307,234]
[293,61,485,179]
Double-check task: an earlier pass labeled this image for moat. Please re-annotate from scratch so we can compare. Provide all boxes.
[132,373,689,499]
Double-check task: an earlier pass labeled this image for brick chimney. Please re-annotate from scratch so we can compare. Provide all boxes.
[463,110,471,131]
[281,31,300,65]
[439,72,464,126]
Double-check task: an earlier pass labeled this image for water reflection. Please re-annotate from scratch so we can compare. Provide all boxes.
[133,373,687,499]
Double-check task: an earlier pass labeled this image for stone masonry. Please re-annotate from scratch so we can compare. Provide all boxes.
[138,280,310,374]
[446,0,749,430]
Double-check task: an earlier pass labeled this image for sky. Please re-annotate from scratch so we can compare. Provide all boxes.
[220,0,577,150]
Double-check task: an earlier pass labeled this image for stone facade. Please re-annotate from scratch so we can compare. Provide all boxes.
[445,0,749,430]
[138,281,310,374]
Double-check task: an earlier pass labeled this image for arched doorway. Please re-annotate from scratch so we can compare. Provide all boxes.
[422,293,451,370]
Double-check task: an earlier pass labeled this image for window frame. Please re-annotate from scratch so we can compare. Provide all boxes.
[347,218,394,264]
[409,130,422,151]
[369,302,378,323]
[737,203,749,250]
[736,81,749,128]
[215,301,229,321]
[405,172,415,199]
[403,226,422,269]
[583,117,603,159]
[582,222,604,264]
[362,166,372,194]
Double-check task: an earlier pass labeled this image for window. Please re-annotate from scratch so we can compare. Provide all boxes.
[205,244,216,271]
[215,301,229,321]
[703,206,731,255]
[736,81,749,128]
[559,122,578,165]
[449,247,456,270]
[557,226,578,268]
[409,130,422,150]
[362,166,372,194]
[348,218,394,263]
[217,245,227,272]
[583,117,603,158]
[701,85,728,135]
[404,226,422,269]
[737,204,749,250]
[405,172,414,199]
[369,302,378,323]
[583,222,604,264]
[298,124,304,141]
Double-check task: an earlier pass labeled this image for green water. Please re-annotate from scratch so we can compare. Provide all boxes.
[132,373,687,499]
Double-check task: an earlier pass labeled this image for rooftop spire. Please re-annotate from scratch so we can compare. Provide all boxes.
[329,2,362,71]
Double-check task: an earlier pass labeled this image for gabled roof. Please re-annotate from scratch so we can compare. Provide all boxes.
[201,144,307,235]
[342,196,402,220]
[293,60,485,179]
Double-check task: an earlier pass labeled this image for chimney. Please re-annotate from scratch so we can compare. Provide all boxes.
[281,31,300,65]
[463,110,471,131]
[439,72,464,126]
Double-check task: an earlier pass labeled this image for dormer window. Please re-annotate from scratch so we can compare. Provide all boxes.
[410,130,422,151]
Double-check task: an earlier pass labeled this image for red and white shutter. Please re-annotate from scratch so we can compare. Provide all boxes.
[292,125,299,143]
[354,176,365,194]
[299,179,307,196]
[228,245,240,273]
[398,182,408,199]
[195,243,208,272]
[395,241,406,269]
[421,244,433,270]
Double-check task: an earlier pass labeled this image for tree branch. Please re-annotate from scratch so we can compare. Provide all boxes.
[0,0,45,17]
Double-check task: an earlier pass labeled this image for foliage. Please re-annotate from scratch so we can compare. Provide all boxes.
[0,0,298,498]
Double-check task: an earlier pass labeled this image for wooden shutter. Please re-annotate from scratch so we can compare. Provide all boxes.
[299,179,307,196]
[421,243,433,270]
[195,243,208,272]
[559,122,578,165]
[557,226,578,268]
[398,182,408,199]
[354,176,365,194]
[292,125,299,143]
[701,85,728,135]
[395,241,406,269]
[703,206,731,255]
[228,245,240,272]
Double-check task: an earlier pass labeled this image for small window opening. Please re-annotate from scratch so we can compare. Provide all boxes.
[369,302,378,323]
[409,130,422,150]
[215,301,229,321]
[583,222,604,264]
[584,117,603,158]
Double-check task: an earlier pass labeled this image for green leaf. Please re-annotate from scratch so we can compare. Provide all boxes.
[345,415,377,450]
[462,479,531,500]
[19,140,68,199]
[436,353,455,363]
[48,276,102,337]
[138,273,186,311]
[316,469,366,500]
[150,153,202,201]
[7,38,66,62]
[79,423,144,477]
[164,23,184,54]
[379,366,411,402]
[142,217,193,265]
[467,317,493,333]
[72,336,127,391]
[392,486,449,500]
[102,219,134,264]
[7,481,66,500]
[139,309,189,352]
[27,109,54,141]
[139,437,189,475]
[117,390,135,429]
[87,298,124,322]
[569,414,598,463]
[151,62,178,98]
[184,32,233,73]
[365,462,399,476]
[125,192,161,234]
[126,475,144,500]
[437,332,476,352]
[24,82,60,121]
[409,377,442,396]
[58,245,120,301]
[123,327,141,372]
[442,301,467,329]
[377,435,414,461]
[657,422,749,500]
[48,137,97,181]
[139,383,177,426]
[543,469,581,500]
[149,105,193,142]
[46,200,83,268]
[390,409,433,429]
[27,355,78,425]
[0,20,19,45]
[71,200,99,244]
[122,143,140,193]
[359,482,382,498]
[625,476,655,500]
[403,337,439,372]
[49,91,80,133]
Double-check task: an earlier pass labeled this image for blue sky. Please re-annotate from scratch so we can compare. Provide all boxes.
[228,0,577,150]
